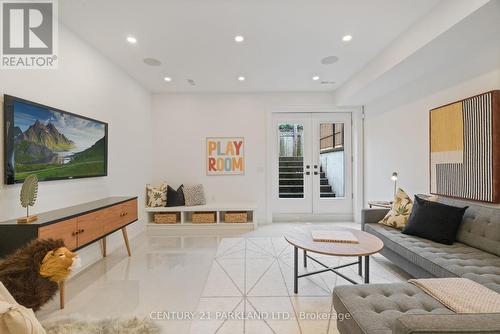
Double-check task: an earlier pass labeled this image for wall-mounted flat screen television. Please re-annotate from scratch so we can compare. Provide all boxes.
[3,95,108,184]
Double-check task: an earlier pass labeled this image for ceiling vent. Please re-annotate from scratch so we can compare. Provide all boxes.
[320,81,336,85]
[143,58,161,66]
[321,56,339,65]
[187,79,196,86]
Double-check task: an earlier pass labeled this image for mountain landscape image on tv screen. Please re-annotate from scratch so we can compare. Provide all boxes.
[5,97,107,183]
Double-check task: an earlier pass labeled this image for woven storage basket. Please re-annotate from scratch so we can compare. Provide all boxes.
[154,212,179,224]
[192,212,216,224]
[224,211,248,223]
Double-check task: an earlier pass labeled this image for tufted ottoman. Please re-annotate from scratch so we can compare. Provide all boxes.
[332,283,453,334]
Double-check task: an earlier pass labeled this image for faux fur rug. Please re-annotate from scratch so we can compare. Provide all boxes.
[42,316,160,334]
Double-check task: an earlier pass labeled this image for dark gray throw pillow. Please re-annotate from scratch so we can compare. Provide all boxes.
[402,196,468,245]
[166,185,185,207]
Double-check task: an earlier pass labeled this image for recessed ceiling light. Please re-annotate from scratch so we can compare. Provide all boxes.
[164,76,172,82]
[312,76,320,81]
[126,35,137,44]
[342,35,352,42]
[237,76,246,81]
[234,35,244,43]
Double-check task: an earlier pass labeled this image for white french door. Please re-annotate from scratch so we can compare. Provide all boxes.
[271,112,352,217]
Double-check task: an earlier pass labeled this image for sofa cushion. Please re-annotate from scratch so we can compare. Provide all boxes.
[437,196,500,257]
[365,223,500,292]
[402,196,467,245]
[378,188,413,230]
[332,283,453,334]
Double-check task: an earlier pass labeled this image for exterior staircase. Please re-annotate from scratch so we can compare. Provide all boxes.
[319,165,336,198]
[279,157,304,198]
[278,157,336,198]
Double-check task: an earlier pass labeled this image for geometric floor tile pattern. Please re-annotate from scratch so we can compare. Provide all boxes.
[191,237,409,334]
[37,223,410,334]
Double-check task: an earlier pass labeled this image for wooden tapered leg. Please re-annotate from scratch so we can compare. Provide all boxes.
[122,227,131,256]
[101,237,107,257]
[59,280,65,309]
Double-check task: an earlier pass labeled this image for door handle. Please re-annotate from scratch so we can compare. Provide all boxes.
[314,171,318,175]
[314,165,318,169]
[305,171,310,175]
[305,165,310,169]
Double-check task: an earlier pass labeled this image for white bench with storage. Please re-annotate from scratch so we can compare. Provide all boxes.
[145,203,257,233]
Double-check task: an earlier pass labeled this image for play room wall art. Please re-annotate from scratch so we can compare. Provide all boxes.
[206,137,245,175]
[430,90,500,203]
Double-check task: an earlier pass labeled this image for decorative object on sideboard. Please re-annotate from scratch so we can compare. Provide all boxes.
[391,172,398,197]
[17,174,39,223]
[0,238,77,311]
[430,90,500,203]
[183,184,206,206]
[206,137,245,175]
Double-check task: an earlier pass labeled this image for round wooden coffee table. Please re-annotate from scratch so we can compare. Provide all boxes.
[284,226,384,293]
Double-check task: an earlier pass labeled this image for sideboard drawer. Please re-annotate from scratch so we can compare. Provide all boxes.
[38,219,77,250]
[120,199,138,225]
[76,211,105,247]
[103,199,138,233]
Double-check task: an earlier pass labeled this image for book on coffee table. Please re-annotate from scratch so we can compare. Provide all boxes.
[311,230,359,244]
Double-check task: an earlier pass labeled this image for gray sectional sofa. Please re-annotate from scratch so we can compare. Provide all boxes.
[332,196,500,334]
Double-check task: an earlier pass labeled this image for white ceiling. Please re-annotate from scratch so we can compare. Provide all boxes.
[59,0,440,93]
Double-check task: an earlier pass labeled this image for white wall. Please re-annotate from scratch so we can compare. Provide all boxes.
[364,67,500,203]
[0,26,153,269]
[151,93,336,222]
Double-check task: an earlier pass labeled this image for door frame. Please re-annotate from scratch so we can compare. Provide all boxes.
[265,105,364,223]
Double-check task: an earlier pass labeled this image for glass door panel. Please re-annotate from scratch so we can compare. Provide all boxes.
[278,123,304,199]
[272,114,312,214]
[318,123,345,198]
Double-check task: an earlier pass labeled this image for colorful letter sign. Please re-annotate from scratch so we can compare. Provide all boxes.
[206,137,245,175]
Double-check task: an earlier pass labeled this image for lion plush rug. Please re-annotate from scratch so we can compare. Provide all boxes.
[42,317,160,334]
[0,239,78,311]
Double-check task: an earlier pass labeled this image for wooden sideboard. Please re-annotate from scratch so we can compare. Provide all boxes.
[0,196,138,257]
[0,196,138,308]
